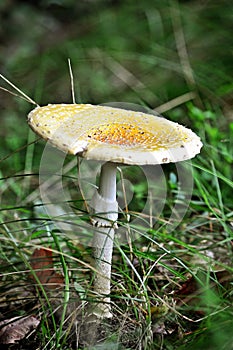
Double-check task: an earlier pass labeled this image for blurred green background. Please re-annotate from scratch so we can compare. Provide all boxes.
[0,0,232,175]
[0,2,232,349]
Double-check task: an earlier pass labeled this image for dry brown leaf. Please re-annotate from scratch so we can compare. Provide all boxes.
[175,270,233,308]
[0,315,40,344]
[28,248,81,324]
[29,248,64,289]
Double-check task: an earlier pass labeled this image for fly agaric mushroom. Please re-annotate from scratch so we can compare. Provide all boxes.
[27,103,202,318]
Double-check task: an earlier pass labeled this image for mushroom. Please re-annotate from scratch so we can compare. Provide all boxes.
[27,103,203,318]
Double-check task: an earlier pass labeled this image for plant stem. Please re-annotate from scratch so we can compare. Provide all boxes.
[92,226,115,318]
[99,162,117,201]
[90,162,118,318]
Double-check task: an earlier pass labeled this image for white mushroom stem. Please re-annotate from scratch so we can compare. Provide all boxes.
[90,162,118,318]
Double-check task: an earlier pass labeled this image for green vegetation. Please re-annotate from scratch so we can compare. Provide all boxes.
[0,0,232,349]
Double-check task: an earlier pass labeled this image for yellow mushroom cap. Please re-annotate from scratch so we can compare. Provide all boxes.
[27,103,203,165]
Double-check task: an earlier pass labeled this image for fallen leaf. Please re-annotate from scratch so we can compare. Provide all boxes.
[0,315,40,344]
[29,248,64,289]
[175,270,233,308]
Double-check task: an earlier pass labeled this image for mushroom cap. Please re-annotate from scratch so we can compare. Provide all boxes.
[27,103,202,165]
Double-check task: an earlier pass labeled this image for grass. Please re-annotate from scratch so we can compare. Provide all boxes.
[0,86,232,349]
[0,1,232,349]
